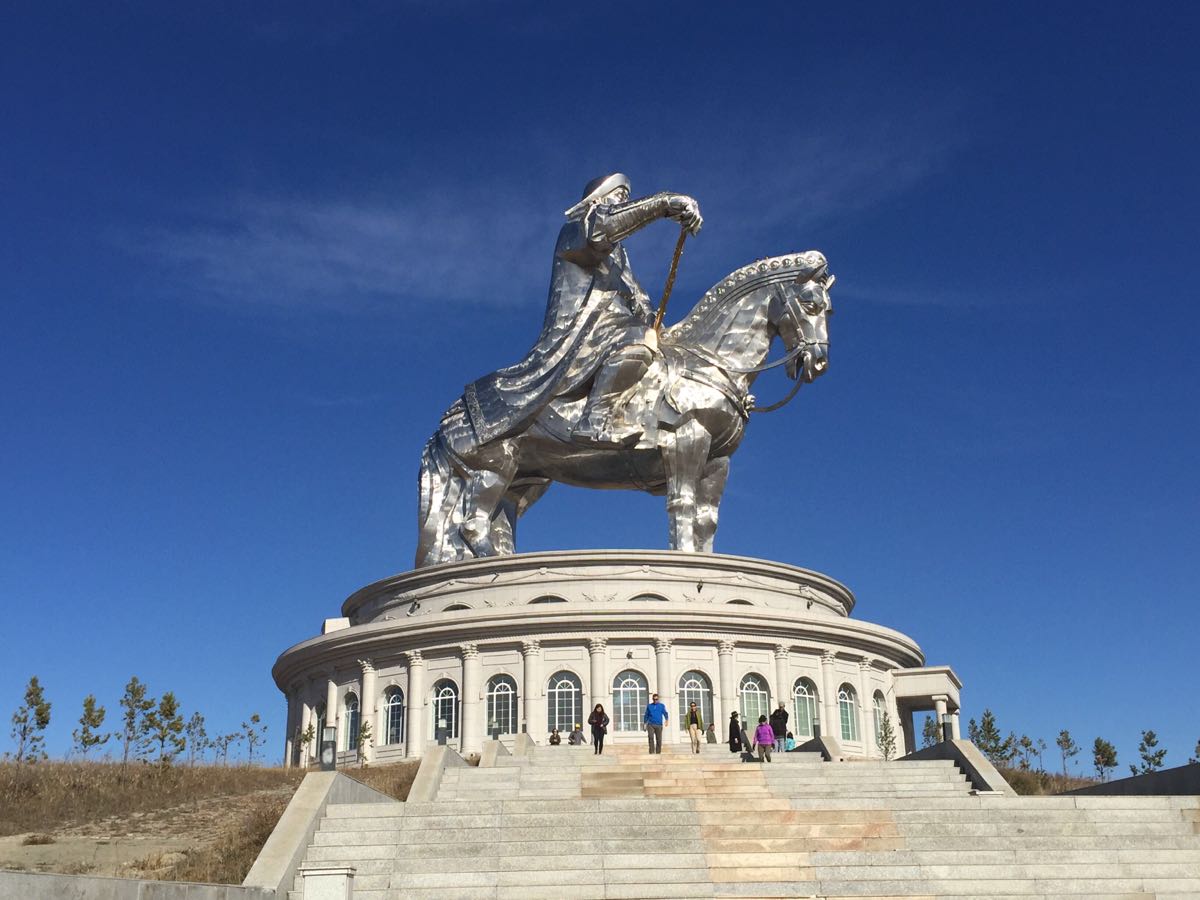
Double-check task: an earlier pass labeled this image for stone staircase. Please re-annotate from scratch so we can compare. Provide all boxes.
[291,743,1200,899]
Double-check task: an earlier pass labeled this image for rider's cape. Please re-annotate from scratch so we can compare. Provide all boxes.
[462,211,651,446]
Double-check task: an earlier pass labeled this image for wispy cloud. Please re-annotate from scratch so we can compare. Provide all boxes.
[135,190,556,315]
[131,104,967,317]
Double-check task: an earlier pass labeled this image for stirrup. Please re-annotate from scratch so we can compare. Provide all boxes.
[572,411,639,447]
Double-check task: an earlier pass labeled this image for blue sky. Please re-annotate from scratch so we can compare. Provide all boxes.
[2,3,1197,770]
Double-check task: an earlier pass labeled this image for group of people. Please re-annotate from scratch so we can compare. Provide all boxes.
[548,703,616,754]
[728,701,797,762]
[545,697,794,759]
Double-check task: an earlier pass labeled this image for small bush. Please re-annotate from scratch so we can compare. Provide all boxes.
[20,833,55,846]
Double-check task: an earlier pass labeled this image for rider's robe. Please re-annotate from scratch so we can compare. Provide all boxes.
[462,207,653,445]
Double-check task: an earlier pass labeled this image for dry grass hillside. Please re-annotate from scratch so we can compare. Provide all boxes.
[0,759,421,884]
[0,761,306,884]
[997,765,1098,795]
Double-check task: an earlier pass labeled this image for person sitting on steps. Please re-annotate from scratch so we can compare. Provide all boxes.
[549,728,562,745]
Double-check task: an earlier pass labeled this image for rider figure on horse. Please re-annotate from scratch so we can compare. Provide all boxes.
[462,173,702,448]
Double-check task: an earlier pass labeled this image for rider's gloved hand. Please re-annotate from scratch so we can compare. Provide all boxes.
[666,195,703,235]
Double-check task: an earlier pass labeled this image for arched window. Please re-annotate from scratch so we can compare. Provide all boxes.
[432,679,459,739]
[629,594,668,601]
[444,603,471,611]
[384,688,405,746]
[727,599,753,605]
[872,692,885,746]
[838,684,859,742]
[546,670,582,734]
[677,670,713,731]
[739,673,770,725]
[530,595,567,604]
[612,669,648,732]
[344,693,360,751]
[486,674,519,736]
[792,678,819,740]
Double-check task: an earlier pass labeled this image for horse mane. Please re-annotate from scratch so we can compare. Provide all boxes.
[668,250,827,341]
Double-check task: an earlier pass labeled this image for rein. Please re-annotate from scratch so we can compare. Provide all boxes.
[673,285,821,414]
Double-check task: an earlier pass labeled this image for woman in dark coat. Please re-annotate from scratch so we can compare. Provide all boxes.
[728,711,743,752]
[587,703,610,755]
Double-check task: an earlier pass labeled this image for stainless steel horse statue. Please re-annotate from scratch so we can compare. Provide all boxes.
[416,250,834,567]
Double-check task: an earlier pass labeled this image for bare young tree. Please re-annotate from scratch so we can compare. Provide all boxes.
[144,692,186,763]
[1093,737,1118,780]
[1056,730,1080,776]
[185,712,207,766]
[210,732,238,766]
[118,676,155,766]
[11,676,52,765]
[876,711,897,761]
[72,694,110,758]
[1130,729,1167,775]
[241,713,266,765]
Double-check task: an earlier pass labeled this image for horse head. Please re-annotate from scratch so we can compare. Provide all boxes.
[773,253,834,383]
[670,250,834,385]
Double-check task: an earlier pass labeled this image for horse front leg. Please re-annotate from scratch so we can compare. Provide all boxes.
[660,418,713,552]
[694,456,730,553]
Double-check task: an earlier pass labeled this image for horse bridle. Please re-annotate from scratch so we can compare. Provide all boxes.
[676,279,828,413]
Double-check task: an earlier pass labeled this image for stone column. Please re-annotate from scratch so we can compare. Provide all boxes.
[900,710,915,756]
[461,643,483,755]
[951,710,961,740]
[933,694,949,743]
[654,638,673,716]
[522,640,542,738]
[283,693,296,769]
[298,698,313,767]
[588,638,609,714]
[358,660,377,764]
[325,674,339,752]
[857,659,874,754]
[773,645,791,709]
[819,652,838,740]
[717,640,736,726]
[405,651,425,759]
[884,686,906,757]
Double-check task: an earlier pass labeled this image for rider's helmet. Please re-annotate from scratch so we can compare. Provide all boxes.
[564,173,630,217]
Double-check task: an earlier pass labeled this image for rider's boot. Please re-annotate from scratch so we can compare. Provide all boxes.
[573,343,654,447]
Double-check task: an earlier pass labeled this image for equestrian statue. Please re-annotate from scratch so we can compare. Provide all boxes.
[416,173,834,567]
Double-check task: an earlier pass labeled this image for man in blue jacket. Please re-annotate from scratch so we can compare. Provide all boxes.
[643,692,670,754]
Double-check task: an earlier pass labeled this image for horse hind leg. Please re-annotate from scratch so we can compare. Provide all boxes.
[416,432,468,568]
[490,478,552,556]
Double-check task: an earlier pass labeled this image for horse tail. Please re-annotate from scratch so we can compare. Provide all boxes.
[415,410,469,567]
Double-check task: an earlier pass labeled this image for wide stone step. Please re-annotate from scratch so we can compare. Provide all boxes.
[809,847,1200,865]
[374,825,705,842]
[888,822,1195,836]
[812,862,1200,880]
[890,808,1197,822]
[386,865,715,887]
[813,876,1200,895]
[389,838,710,857]
[324,801,406,817]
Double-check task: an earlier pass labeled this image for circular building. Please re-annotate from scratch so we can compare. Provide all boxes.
[272,550,961,766]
